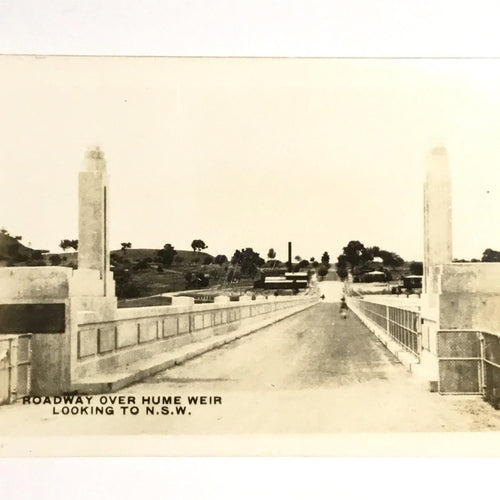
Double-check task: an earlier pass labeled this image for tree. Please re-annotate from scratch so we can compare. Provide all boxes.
[317,264,329,279]
[366,246,380,260]
[336,254,349,281]
[59,239,78,252]
[378,250,404,267]
[298,259,309,270]
[121,242,132,254]
[341,241,369,269]
[409,262,423,275]
[59,239,72,252]
[231,248,264,278]
[214,254,228,265]
[49,254,62,266]
[482,248,500,262]
[157,243,177,267]
[267,248,276,260]
[335,240,404,280]
[203,256,213,265]
[14,235,22,241]
[321,251,331,266]
[191,239,208,252]
[231,249,243,265]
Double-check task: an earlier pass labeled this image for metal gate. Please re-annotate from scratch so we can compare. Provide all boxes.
[438,329,500,406]
[483,332,500,408]
[0,334,31,405]
[437,330,482,394]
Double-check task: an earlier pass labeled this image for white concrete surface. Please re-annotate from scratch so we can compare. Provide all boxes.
[317,280,344,302]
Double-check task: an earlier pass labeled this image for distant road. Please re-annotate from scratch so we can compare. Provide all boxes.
[317,280,344,302]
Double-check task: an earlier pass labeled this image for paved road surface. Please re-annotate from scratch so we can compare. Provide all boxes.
[1,298,499,435]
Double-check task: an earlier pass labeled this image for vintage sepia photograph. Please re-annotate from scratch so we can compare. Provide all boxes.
[1,55,500,456]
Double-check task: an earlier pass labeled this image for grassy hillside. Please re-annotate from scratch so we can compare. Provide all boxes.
[0,232,43,263]
[111,248,213,264]
[42,248,214,266]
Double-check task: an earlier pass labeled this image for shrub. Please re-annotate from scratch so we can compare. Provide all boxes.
[49,254,62,266]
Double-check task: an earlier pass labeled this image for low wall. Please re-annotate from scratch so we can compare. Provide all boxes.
[74,294,318,381]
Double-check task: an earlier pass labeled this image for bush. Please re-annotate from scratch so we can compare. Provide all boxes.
[157,265,164,273]
[122,284,140,298]
[317,264,328,278]
[112,254,124,264]
[133,259,150,271]
[49,254,62,266]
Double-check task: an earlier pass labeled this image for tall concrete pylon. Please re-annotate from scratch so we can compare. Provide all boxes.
[78,146,111,296]
[423,146,452,293]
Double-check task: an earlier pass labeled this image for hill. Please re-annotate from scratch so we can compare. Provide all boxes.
[110,248,213,264]
[0,232,42,263]
[42,248,214,266]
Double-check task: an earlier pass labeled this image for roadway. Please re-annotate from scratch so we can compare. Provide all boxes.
[1,281,499,435]
[121,292,499,433]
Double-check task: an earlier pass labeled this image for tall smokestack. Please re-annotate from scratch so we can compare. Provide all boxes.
[287,242,292,272]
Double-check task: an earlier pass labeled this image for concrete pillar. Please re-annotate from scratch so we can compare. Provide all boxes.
[418,146,453,389]
[423,146,452,293]
[78,146,111,296]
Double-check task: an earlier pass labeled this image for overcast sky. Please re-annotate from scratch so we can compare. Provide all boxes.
[2,56,500,262]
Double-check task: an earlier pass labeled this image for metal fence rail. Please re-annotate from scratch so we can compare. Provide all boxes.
[482,332,500,408]
[348,297,421,357]
[0,334,31,405]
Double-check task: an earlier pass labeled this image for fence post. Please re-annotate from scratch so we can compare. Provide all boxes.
[9,337,18,403]
[478,332,486,397]
[386,305,390,337]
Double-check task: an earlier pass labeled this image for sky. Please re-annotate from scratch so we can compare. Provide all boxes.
[2,56,500,262]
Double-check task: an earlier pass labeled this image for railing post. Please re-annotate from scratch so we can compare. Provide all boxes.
[478,331,486,397]
[9,337,18,403]
[386,305,390,337]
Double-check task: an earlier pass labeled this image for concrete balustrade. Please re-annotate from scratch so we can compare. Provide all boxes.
[73,294,317,382]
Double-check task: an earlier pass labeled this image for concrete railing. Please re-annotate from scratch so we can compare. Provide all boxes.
[74,294,318,380]
[347,296,421,357]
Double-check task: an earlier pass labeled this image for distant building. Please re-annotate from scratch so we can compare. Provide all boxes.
[254,271,310,290]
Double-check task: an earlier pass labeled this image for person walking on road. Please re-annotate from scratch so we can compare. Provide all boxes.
[339,297,348,319]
